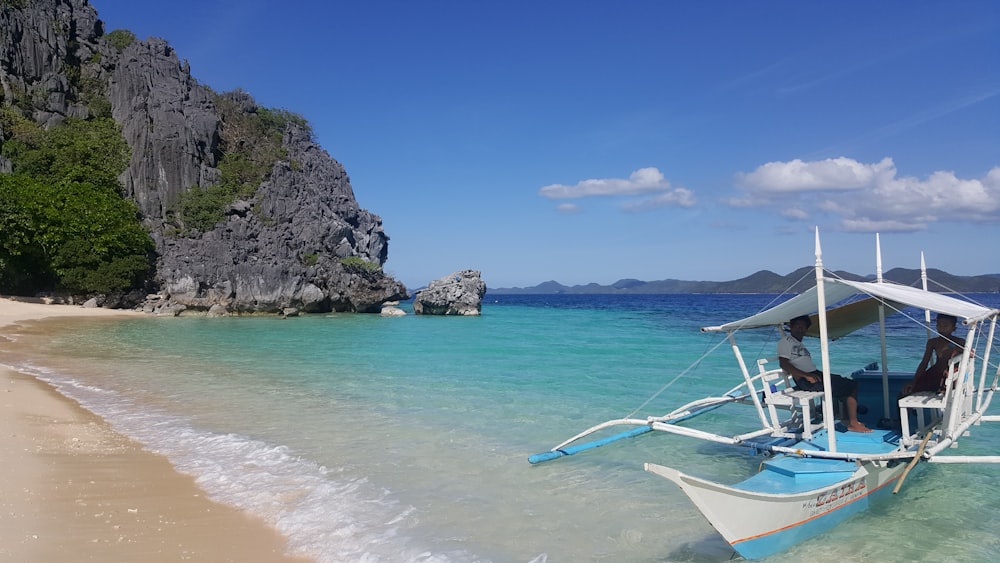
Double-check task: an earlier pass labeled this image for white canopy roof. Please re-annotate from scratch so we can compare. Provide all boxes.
[702,278,997,334]
[836,279,996,323]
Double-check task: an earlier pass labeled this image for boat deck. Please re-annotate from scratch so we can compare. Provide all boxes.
[734,429,900,494]
[796,427,902,454]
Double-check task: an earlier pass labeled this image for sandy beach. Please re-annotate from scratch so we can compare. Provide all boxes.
[0,297,306,562]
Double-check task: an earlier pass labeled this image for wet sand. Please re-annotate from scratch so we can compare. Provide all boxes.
[0,297,307,562]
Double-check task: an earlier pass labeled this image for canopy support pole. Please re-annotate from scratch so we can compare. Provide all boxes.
[975,316,997,413]
[815,228,837,452]
[876,234,891,421]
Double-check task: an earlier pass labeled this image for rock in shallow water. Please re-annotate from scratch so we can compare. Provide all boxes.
[412,270,487,316]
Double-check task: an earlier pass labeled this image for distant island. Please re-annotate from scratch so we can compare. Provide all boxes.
[488,267,1000,295]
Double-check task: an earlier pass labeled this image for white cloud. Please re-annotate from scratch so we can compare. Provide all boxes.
[622,187,696,212]
[556,202,582,214]
[737,157,895,192]
[539,167,672,199]
[841,218,927,232]
[539,167,697,213]
[780,207,810,220]
[730,157,1000,232]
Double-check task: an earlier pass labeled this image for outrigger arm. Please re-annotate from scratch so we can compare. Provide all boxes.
[528,394,744,464]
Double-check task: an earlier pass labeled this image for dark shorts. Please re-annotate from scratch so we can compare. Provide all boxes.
[794,371,857,400]
[911,364,947,393]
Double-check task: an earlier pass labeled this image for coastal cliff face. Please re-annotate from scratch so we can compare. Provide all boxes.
[0,0,408,312]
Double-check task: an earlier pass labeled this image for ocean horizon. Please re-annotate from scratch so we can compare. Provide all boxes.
[4,293,1000,562]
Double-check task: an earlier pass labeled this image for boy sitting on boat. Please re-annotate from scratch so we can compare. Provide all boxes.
[901,313,965,396]
[778,315,872,433]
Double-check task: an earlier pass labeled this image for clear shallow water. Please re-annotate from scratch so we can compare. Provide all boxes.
[3,293,1000,562]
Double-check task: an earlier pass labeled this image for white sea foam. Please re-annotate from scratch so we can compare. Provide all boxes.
[19,364,473,563]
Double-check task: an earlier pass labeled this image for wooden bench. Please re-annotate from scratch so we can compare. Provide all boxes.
[757,357,825,439]
[898,354,970,446]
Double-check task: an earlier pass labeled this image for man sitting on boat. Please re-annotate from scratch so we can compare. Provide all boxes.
[778,315,872,433]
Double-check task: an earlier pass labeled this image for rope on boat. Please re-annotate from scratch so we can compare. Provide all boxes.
[623,336,732,419]
[623,276,813,420]
[893,430,933,494]
[620,272,832,426]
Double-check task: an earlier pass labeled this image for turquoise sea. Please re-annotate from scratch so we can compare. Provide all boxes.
[4,293,1000,562]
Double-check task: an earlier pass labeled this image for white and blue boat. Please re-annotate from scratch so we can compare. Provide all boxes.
[530,230,1000,560]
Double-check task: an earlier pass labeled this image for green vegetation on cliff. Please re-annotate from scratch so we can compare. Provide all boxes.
[0,113,154,296]
[170,91,311,233]
[105,29,136,52]
[340,256,382,274]
[0,0,29,9]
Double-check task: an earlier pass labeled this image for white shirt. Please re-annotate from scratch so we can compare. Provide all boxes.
[777,333,817,373]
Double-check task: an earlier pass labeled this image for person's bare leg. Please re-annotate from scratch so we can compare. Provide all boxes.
[844,396,872,432]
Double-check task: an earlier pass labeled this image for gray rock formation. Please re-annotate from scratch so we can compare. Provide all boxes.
[413,270,487,316]
[206,303,229,317]
[0,0,98,130]
[380,301,406,317]
[1,0,408,313]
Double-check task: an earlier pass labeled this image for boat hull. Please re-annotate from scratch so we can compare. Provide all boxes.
[645,459,907,560]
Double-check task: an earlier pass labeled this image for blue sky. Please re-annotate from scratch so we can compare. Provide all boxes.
[92,1,1000,289]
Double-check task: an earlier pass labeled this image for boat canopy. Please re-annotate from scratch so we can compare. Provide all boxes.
[802,296,903,340]
[702,278,998,335]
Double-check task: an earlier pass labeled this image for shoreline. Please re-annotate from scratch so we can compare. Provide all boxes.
[0,297,307,562]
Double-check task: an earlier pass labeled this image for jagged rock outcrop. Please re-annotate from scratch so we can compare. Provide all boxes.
[107,37,221,221]
[1,0,408,312]
[413,270,487,316]
[0,0,98,131]
[150,102,405,313]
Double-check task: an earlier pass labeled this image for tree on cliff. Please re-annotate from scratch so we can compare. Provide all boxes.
[0,113,154,296]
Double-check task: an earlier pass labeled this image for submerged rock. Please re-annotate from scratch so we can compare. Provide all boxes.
[207,304,229,317]
[413,270,487,316]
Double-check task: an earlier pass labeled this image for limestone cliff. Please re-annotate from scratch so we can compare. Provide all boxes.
[0,0,408,312]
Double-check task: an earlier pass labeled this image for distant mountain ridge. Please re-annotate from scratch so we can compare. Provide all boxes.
[490,268,1000,294]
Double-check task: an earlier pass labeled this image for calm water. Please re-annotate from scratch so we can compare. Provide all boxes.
[3,293,1000,562]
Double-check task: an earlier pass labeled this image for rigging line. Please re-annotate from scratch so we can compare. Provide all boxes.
[922,277,1000,350]
[872,298,999,373]
[624,335,732,419]
[923,275,987,305]
[920,275,1000,335]
[757,325,784,364]
[624,271,814,420]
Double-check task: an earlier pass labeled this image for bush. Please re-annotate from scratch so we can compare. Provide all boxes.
[0,175,153,294]
[106,29,136,52]
[340,256,382,273]
[0,117,154,295]
[0,176,55,292]
[4,117,128,186]
[0,107,42,154]
[175,185,228,232]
